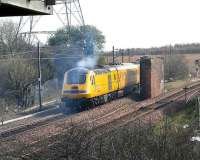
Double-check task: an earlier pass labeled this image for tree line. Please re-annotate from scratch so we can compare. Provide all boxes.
[123,43,200,56]
[0,20,105,109]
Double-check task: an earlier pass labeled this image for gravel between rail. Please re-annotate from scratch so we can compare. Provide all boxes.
[0,81,200,158]
[19,82,200,159]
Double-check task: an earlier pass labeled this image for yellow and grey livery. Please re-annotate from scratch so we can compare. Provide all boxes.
[61,63,140,106]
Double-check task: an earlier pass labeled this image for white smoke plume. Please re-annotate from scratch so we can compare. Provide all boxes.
[77,56,98,68]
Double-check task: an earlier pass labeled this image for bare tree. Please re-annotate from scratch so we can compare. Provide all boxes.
[0,20,31,54]
[0,57,37,108]
[164,54,189,80]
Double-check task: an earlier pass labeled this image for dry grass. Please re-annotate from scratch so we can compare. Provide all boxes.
[165,80,187,91]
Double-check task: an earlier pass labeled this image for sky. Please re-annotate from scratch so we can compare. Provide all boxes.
[4,0,200,51]
[80,0,200,50]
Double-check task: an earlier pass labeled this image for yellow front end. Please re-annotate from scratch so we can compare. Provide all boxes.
[62,68,91,100]
[62,84,90,99]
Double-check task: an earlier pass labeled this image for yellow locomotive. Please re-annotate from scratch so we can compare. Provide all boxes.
[61,63,140,107]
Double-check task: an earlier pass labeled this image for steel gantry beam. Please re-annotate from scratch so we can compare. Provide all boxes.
[0,0,56,16]
[17,0,85,44]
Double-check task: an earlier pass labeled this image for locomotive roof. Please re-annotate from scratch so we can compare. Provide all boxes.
[92,63,139,74]
[66,63,139,75]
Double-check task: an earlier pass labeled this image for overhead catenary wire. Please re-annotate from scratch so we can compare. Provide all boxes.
[0,56,85,62]
[0,52,84,58]
[0,53,113,62]
[0,52,118,61]
[0,46,85,57]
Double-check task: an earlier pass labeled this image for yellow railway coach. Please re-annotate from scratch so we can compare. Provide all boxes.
[61,63,140,106]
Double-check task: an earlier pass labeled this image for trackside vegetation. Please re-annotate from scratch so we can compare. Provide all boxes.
[23,98,200,160]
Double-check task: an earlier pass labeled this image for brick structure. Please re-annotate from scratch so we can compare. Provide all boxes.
[140,56,164,99]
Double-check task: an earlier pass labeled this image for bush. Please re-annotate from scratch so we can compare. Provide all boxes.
[164,54,189,80]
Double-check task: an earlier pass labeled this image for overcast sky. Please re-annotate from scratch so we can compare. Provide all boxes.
[4,0,200,51]
[81,0,200,50]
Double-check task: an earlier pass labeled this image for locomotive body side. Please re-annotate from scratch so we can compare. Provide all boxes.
[61,63,140,106]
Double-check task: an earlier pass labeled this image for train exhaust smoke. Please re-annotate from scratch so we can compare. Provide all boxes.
[77,56,97,69]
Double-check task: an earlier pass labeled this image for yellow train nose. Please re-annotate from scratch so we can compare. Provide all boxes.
[62,84,90,99]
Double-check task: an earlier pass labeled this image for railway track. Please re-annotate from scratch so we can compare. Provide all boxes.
[0,80,195,138]
[99,84,200,130]
[19,81,200,159]
[79,81,200,130]
[0,97,135,140]
[81,81,200,135]
[1,81,200,140]
[0,98,137,158]
[1,81,200,159]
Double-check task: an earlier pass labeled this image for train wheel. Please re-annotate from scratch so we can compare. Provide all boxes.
[99,96,104,105]
[107,93,112,102]
[112,91,118,99]
[91,98,95,106]
[92,97,99,106]
[103,94,108,103]
[98,96,104,105]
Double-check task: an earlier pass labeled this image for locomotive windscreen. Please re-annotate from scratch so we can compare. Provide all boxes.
[66,69,87,84]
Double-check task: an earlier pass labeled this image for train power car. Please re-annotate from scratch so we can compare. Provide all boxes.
[61,63,140,107]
